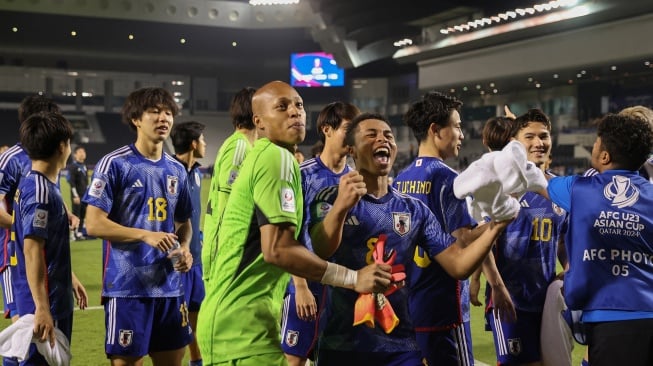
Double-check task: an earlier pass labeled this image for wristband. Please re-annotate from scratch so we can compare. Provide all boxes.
[320,262,357,289]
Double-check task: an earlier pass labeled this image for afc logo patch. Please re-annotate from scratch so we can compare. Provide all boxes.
[285,330,299,347]
[33,208,48,229]
[392,212,411,236]
[507,338,522,355]
[281,187,296,213]
[118,329,133,347]
[89,178,106,198]
[167,175,178,195]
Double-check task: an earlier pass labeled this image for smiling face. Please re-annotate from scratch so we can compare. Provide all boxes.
[253,81,306,150]
[349,118,397,177]
[513,121,551,167]
[133,105,174,144]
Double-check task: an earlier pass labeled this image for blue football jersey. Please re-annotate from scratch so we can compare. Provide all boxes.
[490,192,567,312]
[310,186,455,353]
[83,145,192,298]
[286,157,352,295]
[13,171,73,319]
[174,157,203,268]
[394,157,476,329]
[0,144,32,270]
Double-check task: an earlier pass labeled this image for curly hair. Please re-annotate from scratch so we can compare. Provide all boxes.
[597,114,653,171]
[403,91,462,143]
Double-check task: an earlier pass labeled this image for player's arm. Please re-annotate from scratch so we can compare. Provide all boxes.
[434,219,511,279]
[310,171,366,259]
[292,275,317,321]
[171,219,193,272]
[260,222,392,294]
[24,235,55,346]
[85,205,178,252]
[71,271,88,310]
[0,193,11,229]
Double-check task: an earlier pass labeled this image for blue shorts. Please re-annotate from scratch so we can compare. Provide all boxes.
[487,309,542,365]
[415,320,474,366]
[1,267,16,319]
[280,285,326,358]
[181,266,205,312]
[104,296,192,357]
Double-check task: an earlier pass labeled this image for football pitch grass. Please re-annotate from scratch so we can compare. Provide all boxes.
[1,178,585,365]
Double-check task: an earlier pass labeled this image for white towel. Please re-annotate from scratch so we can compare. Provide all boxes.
[0,314,71,366]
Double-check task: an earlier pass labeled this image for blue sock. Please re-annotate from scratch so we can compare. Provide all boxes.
[189,360,203,366]
[581,359,589,366]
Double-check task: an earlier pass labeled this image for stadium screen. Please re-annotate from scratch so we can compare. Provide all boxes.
[290,52,345,87]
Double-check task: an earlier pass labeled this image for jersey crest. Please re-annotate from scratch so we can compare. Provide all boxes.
[119,329,133,347]
[508,338,522,355]
[285,330,299,347]
[167,175,179,195]
[392,212,411,236]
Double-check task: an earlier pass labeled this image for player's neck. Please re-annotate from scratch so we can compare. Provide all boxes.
[418,143,444,160]
[31,160,60,183]
[175,152,195,171]
[134,139,163,160]
[236,127,258,145]
[363,174,389,199]
[320,147,347,174]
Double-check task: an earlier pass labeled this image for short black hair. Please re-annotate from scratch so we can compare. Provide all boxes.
[20,112,73,160]
[18,95,61,124]
[170,121,206,154]
[344,112,391,147]
[404,91,463,143]
[511,108,551,137]
[121,87,179,132]
[316,102,361,143]
[230,87,256,130]
[482,116,514,151]
[597,114,653,170]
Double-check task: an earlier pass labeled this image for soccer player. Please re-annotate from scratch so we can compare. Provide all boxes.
[486,109,568,366]
[547,114,653,366]
[394,92,514,366]
[0,96,82,343]
[280,101,360,366]
[68,145,89,240]
[202,86,257,282]
[12,111,88,364]
[171,121,207,366]
[196,81,393,365]
[84,87,194,366]
[309,112,511,365]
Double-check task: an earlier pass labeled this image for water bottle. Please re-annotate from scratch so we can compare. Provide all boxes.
[168,240,182,268]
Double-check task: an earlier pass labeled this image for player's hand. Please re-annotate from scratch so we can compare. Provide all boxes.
[169,246,193,272]
[68,212,80,231]
[491,283,517,323]
[469,276,482,307]
[354,263,393,294]
[504,105,516,119]
[335,171,367,211]
[295,286,318,321]
[143,232,179,252]
[72,273,88,310]
[72,196,81,205]
[33,307,55,347]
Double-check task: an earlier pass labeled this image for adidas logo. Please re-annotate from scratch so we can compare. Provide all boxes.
[345,216,360,226]
[132,179,144,188]
[520,200,530,208]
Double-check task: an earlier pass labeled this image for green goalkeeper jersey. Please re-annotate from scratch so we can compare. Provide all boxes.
[202,131,252,281]
[197,137,302,363]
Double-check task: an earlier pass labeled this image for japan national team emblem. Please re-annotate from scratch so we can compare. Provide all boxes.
[507,338,522,355]
[89,178,106,198]
[604,175,639,208]
[285,330,299,347]
[315,202,332,219]
[552,203,565,216]
[167,175,178,195]
[33,209,48,229]
[118,329,133,347]
[392,212,411,236]
[281,187,296,213]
